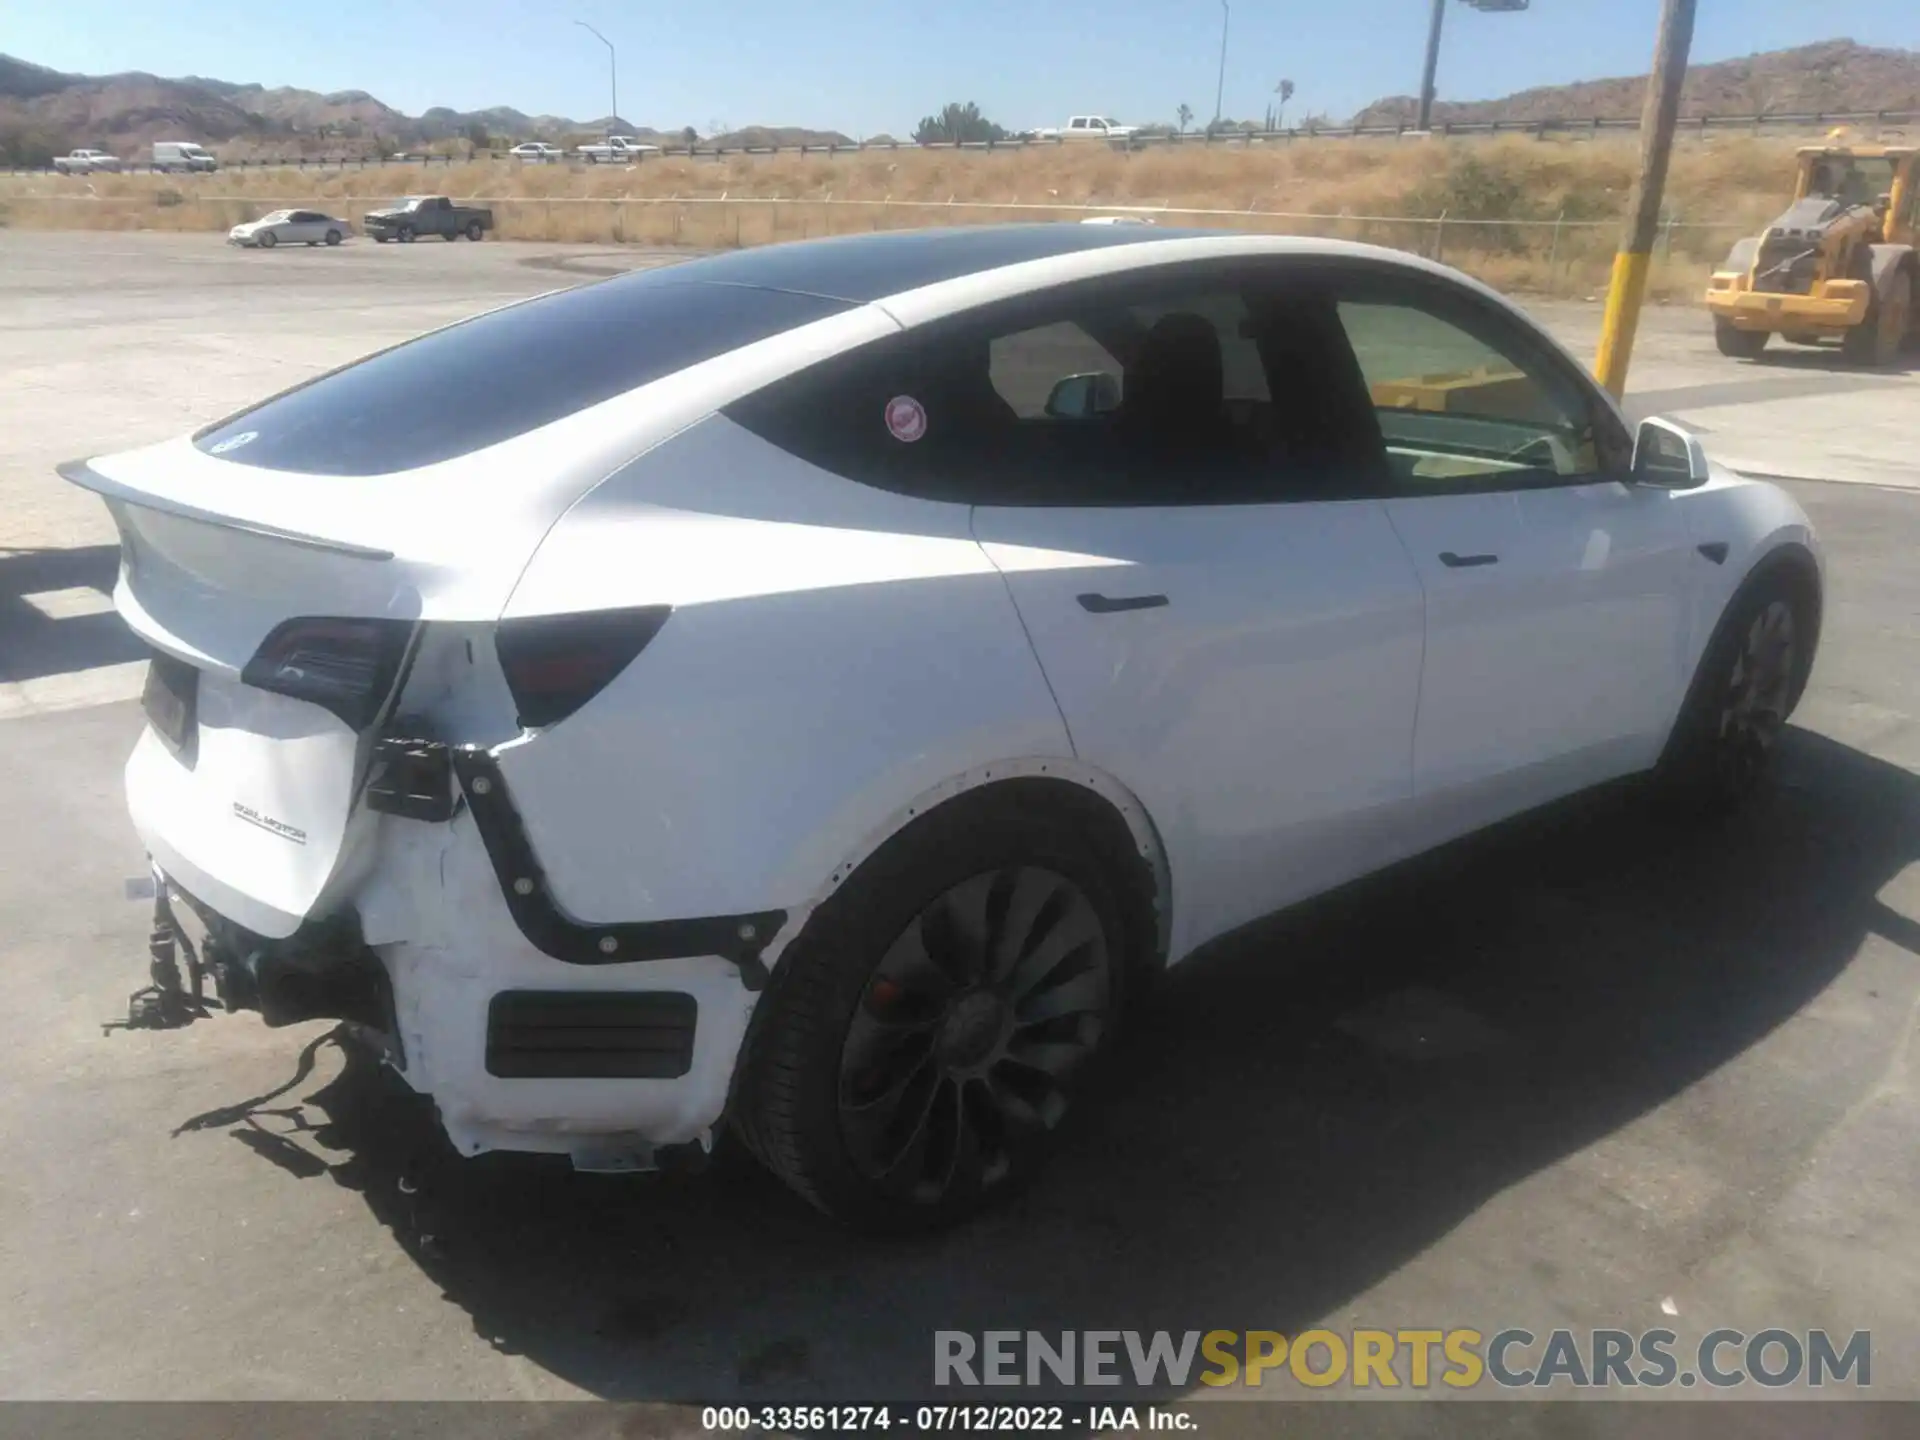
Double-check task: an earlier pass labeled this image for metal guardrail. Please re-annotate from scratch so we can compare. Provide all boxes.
[4,106,1913,175]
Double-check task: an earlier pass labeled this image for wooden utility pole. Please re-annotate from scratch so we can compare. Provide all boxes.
[1593,0,1697,398]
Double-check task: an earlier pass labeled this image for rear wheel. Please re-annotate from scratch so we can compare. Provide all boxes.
[1887,274,1916,356]
[466,220,484,241]
[733,800,1136,1233]
[1713,317,1767,359]
[1657,571,1812,813]
[1842,282,1906,366]
[324,229,342,246]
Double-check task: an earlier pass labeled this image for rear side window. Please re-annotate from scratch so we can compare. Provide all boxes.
[983,295,1268,419]
[195,276,852,476]
[726,278,1300,506]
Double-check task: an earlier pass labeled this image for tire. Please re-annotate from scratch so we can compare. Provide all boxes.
[441,229,457,241]
[1841,279,1908,366]
[374,234,390,243]
[306,240,317,247]
[1713,317,1767,359]
[257,229,277,249]
[1881,274,1914,360]
[732,795,1142,1233]
[1840,306,1876,364]
[324,229,342,246]
[1656,566,1814,814]
[465,220,484,241]
[397,225,415,243]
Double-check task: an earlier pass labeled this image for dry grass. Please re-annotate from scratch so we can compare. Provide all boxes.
[0,135,1808,299]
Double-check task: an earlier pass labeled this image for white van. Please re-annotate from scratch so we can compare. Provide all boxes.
[153,141,218,173]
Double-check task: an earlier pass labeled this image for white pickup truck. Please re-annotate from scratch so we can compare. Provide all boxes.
[52,149,123,175]
[1029,116,1139,145]
[574,134,661,164]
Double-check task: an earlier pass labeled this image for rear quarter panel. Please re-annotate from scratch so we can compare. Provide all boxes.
[493,414,1077,926]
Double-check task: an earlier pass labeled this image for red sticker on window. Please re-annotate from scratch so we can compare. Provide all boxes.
[885,394,928,443]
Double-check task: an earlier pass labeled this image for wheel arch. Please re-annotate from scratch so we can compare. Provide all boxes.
[1667,538,1823,761]
[765,759,1173,983]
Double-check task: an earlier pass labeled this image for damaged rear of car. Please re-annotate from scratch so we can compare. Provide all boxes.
[63,261,906,1168]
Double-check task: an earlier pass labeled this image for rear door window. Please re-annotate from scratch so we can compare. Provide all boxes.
[728,270,1321,506]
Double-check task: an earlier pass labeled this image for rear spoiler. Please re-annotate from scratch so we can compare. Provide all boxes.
[57,459,395,562]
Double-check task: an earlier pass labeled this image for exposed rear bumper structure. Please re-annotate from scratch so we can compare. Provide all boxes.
[371,736,783,989]
[136,873,397,1039]
[124,733,779,1171]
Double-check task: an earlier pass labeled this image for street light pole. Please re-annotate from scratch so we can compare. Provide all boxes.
[1416,0,1447,132]
[574,20,617,138]
[1417,1,1530,134]
[1214,0,1230,126]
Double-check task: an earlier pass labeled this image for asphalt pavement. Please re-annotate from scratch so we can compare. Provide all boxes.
[1,230,1917,1413]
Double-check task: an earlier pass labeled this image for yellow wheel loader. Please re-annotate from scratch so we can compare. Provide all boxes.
[1704,144,1918,366]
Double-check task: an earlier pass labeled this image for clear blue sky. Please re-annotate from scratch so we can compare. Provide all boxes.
[8,0,1915,136]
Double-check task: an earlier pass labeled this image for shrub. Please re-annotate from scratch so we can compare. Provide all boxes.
[913,103,1009,146]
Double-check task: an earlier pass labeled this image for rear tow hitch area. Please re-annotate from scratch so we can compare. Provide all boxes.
[113,873,212,1032]
[112,871,396,1045]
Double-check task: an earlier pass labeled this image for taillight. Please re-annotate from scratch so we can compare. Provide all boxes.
[241,616,413,729]
[495,606,671,729]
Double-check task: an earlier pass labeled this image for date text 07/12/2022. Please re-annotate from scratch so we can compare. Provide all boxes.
[701,1405,1189,1432]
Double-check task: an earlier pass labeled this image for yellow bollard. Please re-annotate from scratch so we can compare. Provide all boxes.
[1593,250,1652,399]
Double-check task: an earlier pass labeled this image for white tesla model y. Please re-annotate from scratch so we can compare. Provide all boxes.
[64,225,1823,1231]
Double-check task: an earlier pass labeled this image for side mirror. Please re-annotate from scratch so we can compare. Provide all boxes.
[1630,416,1711,490]
[1044,371,1121,420]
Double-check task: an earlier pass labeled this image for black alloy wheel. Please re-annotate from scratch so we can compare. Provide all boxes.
[835,865,1114,1206]
[1709,596,1799,796]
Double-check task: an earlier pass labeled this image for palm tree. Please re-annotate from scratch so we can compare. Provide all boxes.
[1177,103,1194,134]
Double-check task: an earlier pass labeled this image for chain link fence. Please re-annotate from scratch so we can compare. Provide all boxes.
[0,190,1753,298]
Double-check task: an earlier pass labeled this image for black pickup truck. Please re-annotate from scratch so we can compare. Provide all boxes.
[363,195,495,243]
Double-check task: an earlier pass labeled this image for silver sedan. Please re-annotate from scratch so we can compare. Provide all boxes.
[227,210,351,248]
